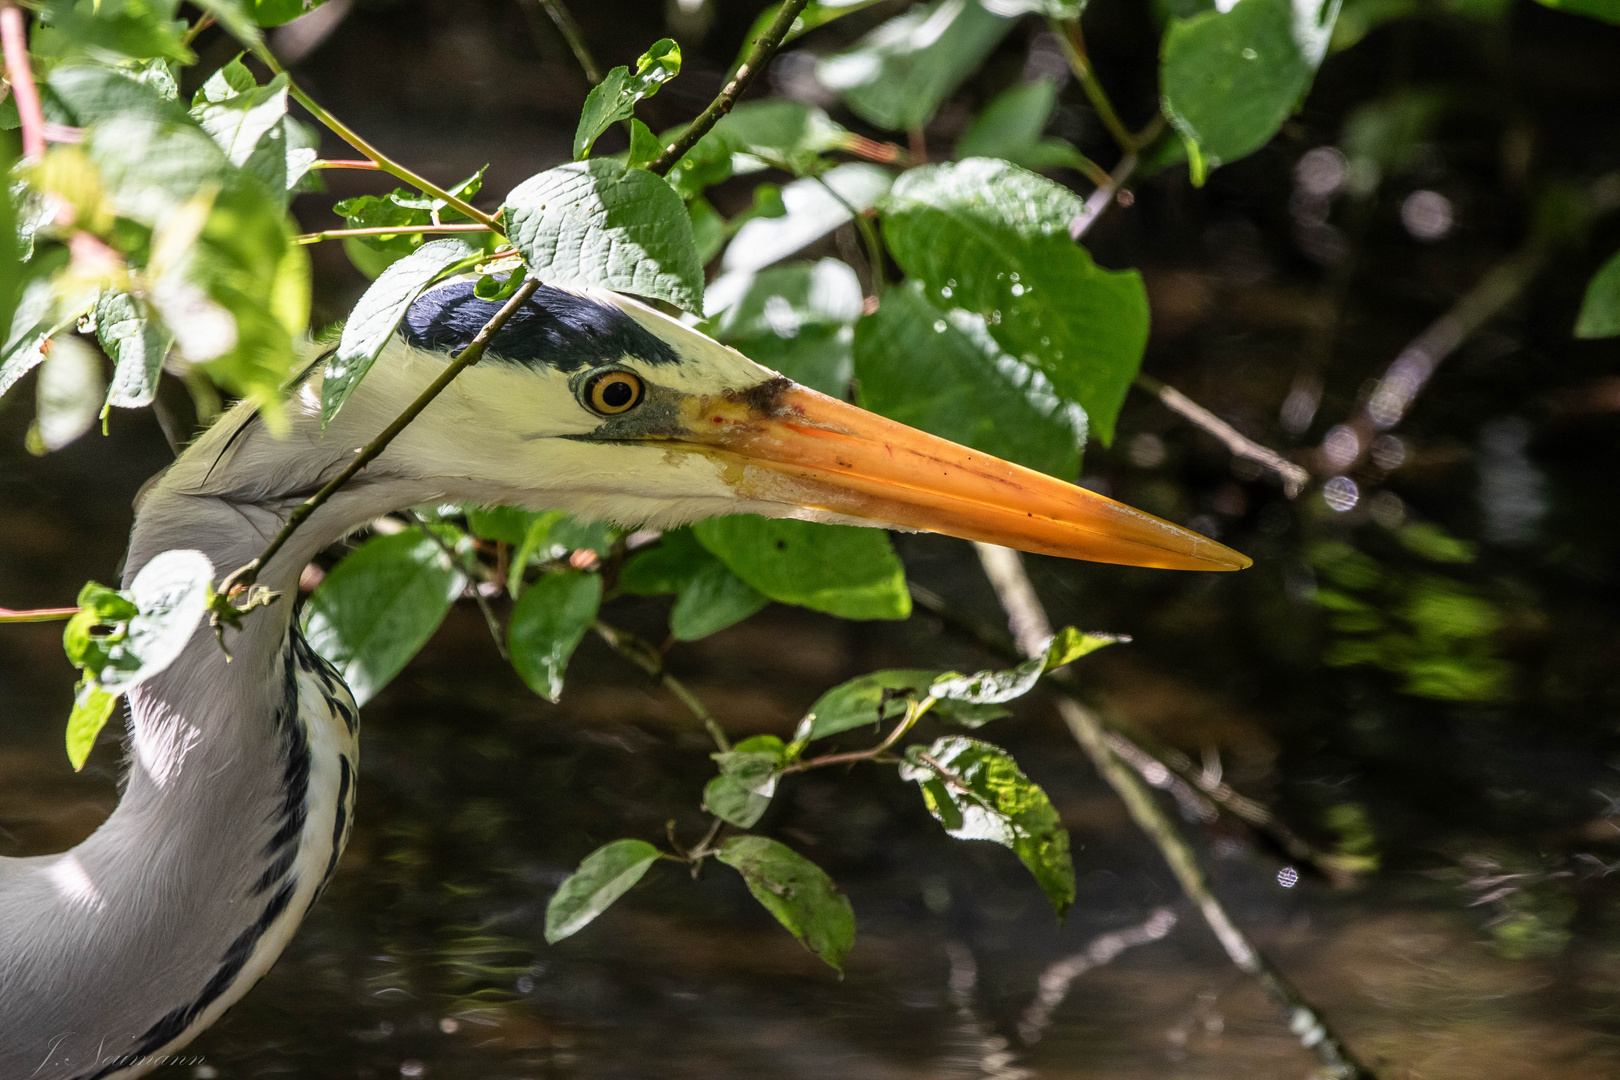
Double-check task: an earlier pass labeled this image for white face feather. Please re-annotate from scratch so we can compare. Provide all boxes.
[171,287,833,534]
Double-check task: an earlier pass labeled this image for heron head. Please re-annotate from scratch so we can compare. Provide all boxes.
[390,279,1249,571]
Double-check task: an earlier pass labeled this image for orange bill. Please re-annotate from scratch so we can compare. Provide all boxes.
[672,379,1252,572]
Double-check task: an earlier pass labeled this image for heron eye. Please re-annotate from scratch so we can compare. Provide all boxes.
[585,370,644,415]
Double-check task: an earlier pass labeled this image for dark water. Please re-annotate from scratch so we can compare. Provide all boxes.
[7,0,1620,1076]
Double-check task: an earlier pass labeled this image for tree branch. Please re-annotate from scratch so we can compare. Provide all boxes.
[1,4,45,161]
[1136,373,1311,497]
[973,542,1373,1079]
[215,278,541,606]
[647,0,813,177]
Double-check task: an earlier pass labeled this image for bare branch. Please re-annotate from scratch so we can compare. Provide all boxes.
[1136,373,1311,497]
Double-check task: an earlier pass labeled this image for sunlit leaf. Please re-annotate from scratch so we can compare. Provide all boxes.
[882,159,1149,444]
[304,528,466,705]
[1160,0,1339,177]
[797,668,939,741]
[29,335,103,453]
[545,838,661,943]
[722,164,892,274]
[900,736,1075,916]
[190,61,289,170]
[503,159,703,312]
[65,679,118,772]
[717,836,856,970]
[37,0,194,63]
[929,627,1120,705]
[324,238,477,425]
[817,0,1014,132]
[507,570,602,702]
[694,515,909,621]
[192,0,266,49]
[705,259,862,396]
[855,284,1085,478]
[574,39,682,160]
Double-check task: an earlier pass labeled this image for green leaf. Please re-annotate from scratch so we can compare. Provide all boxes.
[97,290,172,410]
[670,560,769,641]
[882,159,1149,444]
[1160,0,1339,174]
[30,335,103,453]
[704,735,786,828]
[722,164,892,274]
[507,570,603,702]
[1576,249,1620,338]
[955,77,1092,173]
[324,238,477,425]
[573,38,682,160]
[981,0,1083,13]
[704,259,862,396]
[627,119,664,169]
[252,0,332,26]
[797,668,940,741]
[544,839,661,943]
[90,549,214,695]
[717,836,855,970]
[693,515,910,621]
[929,627,1120,705]
[689,196,726,264]
[65,679,119,772]
[900,736,1075,916]
[466,504,547,545]
[192,0,266,49]
[190,61,289,170]
[503,159,703,313]
[817,0,1015,132]
[732,0,890,72]
[303,528,466,705]
[854,283,1085,478]
[38,0,194,63]
[1530,0,1620,21]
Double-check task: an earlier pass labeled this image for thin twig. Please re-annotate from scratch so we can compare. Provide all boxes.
[648,0,813,176]
[1136,373,1310,497]
[216,279,541,603]
[0,606,79,624]
[409,511,509,661]
[254,51,495,227]
[294,223,493,245]
[530,0,603,85]
[309,158,382,171]
[1,4,45,161]
[1050,18,1134,155]
[973,543,1373,1079]
[781,698,928,775]
[181,10,216,46]
[1313,241,1546,477]
[591,620,730,751]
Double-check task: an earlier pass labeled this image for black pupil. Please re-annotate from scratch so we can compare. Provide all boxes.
[600,378,634,408]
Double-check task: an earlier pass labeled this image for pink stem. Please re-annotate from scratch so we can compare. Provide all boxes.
[0,5,43,161]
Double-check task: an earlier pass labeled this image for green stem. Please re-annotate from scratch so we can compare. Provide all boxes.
[295,223,494,245]
[258,56,496,227]
[648,0,813,176]
[181,10,215,46]
[0,606,79,624]
[1050,18,1136,155]
[309,159,382,171]
[592,620,730,752]
[216,279,541,603]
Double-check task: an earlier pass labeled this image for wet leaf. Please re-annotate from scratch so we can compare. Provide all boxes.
[817,0,1014,132]
[324,238,477,425]
[694,515,909,621]
[304,528,466,705]
[718,836,856,970]
[1160,0,1338,177]
[545,839,661,943]
[574,39,682,160]
[900,736,1075,916]
[882,159,1149,444]
[854,283,1085,478]
[503,159,703,312]
[507,570,603,702]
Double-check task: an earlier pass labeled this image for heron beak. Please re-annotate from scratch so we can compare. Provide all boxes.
[670,379,1251,571]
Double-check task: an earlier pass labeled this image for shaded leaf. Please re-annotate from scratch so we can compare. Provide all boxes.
[694,515,909,621]
[717,836,856,970]
[882,159,1149,444]
[1576,249,1620,338]
[1530,0,1620,21]
[574,39,682,160]
[855,283,1085,478]
[252,0,332,26]
[545,839,661,943]
[817,0,1014,132]
[955,77,1092,172]
[507,570,603,702]
[797,668,938,741]
[324,238,477,425]
[704,258,862,396]
[503,159,703,312]
[303,528,466,705]
[900,736,1075,916]
[1160,0,1339,177]
[97,290,172,410]
[670,560,769,641]
[705,735,787,828]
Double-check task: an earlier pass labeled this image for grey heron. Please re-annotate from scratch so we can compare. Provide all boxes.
[0,280,1248,1079]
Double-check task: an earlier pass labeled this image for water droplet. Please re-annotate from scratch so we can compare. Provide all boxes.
[940,285,953,298]
[1241,47,1257,60]
[933,320,947,333]
[1009,272,1020,282]
[1010,283,1025,297]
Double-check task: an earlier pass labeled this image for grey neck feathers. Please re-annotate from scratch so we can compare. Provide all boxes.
[0,361,441,1080]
